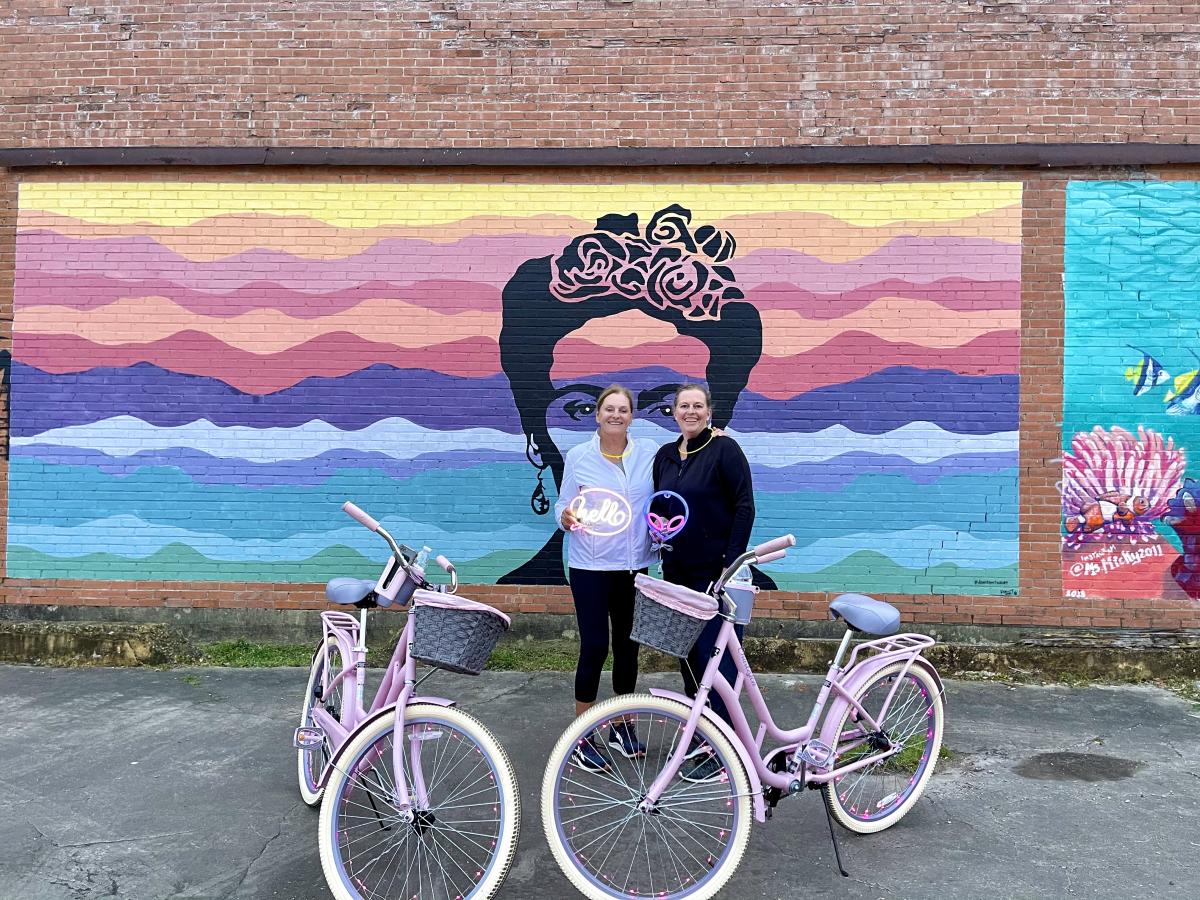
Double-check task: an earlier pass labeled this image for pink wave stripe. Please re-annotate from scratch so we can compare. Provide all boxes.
[545,329,1019,392]
[16,230,569,293]
[734,238,1020,292]
[743,277,1019,318]
[747,330,1020,398]
[15,331,502,393]
[17,296,501,353]
[12,273,503,317]
[17,210,590,261]
[17,229,1016,302]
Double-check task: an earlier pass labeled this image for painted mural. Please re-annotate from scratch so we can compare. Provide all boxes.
[9,182,1021,593]
[1063,181,1200,602]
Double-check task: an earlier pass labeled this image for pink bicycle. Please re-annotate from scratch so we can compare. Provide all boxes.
[540,534,946,900]
[294,501,520,900]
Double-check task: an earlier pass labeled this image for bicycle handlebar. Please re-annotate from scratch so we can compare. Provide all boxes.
[342,501,380,532]
[755,548,787,565]
[752,534,795,557]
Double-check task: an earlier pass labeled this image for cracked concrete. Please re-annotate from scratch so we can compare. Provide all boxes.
[1,666,1196,898]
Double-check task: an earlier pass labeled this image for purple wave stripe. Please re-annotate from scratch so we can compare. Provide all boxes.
[743,277,1020,318]
[734,238,1021,292]
[13,442,1017,490]
[12,273,504,317]
[15,230,569,293]
[12,444,522,486]
[10,363,1015,437]
[9,363,523,435]
[729,368,1018,436]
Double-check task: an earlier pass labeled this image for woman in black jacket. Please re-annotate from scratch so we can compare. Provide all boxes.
[653,383,755,781]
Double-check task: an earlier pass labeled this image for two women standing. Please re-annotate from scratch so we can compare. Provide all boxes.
[557,383,756,776]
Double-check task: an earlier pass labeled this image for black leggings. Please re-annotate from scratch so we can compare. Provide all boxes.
[568,568,644,704]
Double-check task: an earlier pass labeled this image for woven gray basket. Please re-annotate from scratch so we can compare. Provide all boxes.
[631,588,711,658]
[412,605,507,675]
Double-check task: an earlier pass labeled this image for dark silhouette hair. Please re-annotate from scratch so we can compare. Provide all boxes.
[500,254,763,490]
[497,253,763,584]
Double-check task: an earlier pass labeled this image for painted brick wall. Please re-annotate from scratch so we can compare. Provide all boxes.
[2,2,1200,148]
[2,165,1198,633]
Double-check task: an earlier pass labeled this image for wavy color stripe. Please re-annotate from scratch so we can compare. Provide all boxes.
[13,273,503,316]
[16,230,1018,299]
[10,363,1015,436]
[19,204,1019,263]
[20,181,1023,228]
[744,278,1020,317]
[17,296,501,353]
[12,415,1016,467]
[14,332,502,391]
[12,443,1018,489]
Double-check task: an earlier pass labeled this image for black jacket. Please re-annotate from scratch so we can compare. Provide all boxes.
[653,430,755,585]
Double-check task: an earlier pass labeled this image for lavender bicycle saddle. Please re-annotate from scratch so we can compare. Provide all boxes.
[325,577,381,606]
[829,593,900,636]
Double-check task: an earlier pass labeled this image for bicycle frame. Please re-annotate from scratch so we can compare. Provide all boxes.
[639,569,941,823]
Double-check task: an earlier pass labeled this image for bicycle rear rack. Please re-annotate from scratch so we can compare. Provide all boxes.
[843,632,934,671]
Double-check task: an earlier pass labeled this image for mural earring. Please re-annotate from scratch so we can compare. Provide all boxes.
[526,433,551,516]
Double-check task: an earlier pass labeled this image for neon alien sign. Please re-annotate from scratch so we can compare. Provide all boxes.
[645,490,690,551]
[568,487,633,536]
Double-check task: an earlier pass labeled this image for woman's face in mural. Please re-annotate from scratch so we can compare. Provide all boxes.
[547,310,712,450]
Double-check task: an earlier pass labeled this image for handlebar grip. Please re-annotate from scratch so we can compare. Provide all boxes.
[752,534,796,557]
[756,548,787,565]
[434,554,454,573]
[342,501,380,532]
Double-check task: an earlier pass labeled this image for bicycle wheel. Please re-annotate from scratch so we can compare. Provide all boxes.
[297,637,345,806]
[821,660,944,834]
[318,703,520,900]
[541,694,752,900]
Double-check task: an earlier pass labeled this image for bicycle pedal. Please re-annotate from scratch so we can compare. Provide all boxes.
[293,726,326,750]
[796,739,835,768]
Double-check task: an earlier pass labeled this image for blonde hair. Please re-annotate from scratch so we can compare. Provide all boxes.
[596,384,634,413]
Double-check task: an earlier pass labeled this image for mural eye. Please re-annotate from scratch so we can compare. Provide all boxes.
[655,404,674,418]
[563,399,597,421]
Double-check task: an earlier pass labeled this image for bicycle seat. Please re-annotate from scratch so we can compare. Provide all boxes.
[326,578,381,607]
[829,593,900,636]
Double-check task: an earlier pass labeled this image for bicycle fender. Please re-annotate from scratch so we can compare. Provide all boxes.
[317,696,459,789]
[648,688,768,823]
[817,654,945,752]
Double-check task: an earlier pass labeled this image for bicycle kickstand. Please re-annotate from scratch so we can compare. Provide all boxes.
[821,792,850,877]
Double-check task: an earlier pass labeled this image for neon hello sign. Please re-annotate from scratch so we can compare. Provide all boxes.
[568,487,633,536]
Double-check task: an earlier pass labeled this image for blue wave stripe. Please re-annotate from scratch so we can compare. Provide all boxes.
[12,415,1018,468]
[9,457,1017,544]
[13,442,1018,489]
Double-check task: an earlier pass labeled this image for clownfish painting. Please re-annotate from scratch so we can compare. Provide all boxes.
[1064,492,1151,534]
[1124,346,1171,396]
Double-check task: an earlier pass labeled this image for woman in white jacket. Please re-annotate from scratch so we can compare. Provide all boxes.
[555,385,657,770]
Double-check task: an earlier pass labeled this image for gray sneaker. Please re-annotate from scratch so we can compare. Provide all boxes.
[679,751,724,784]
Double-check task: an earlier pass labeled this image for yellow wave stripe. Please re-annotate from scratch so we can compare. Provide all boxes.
[19,181,1023,229]
[18,295,1015,357]
[19,204,1019,264]
[15,297,501,353]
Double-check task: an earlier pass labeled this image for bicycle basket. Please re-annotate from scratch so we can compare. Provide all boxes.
[631,574,718,658]
[410,590,511,675]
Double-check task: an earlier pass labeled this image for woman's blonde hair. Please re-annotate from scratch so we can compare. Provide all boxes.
[596,384,634,413]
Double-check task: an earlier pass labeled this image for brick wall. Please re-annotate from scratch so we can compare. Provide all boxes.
[2,1,1200,148]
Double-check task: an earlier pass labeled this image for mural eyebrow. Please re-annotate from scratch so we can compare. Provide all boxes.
[550,383,604,400]
[636,385,678,410]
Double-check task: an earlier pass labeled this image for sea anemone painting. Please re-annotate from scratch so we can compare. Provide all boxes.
[1060,426,1185,548]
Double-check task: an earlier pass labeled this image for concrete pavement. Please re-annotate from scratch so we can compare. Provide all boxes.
[1,665,1197,899]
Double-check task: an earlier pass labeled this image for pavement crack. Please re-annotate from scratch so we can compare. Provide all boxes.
[223,801,303,899]
[59,830,189,849]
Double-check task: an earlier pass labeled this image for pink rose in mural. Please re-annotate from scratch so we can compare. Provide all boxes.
[547,205,741,321]
[1060,425,1185,549]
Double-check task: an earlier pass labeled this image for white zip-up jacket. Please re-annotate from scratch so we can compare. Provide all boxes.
[555,434,658,572]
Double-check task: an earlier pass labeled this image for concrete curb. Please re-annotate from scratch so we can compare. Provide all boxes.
[2,615,1198,682]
